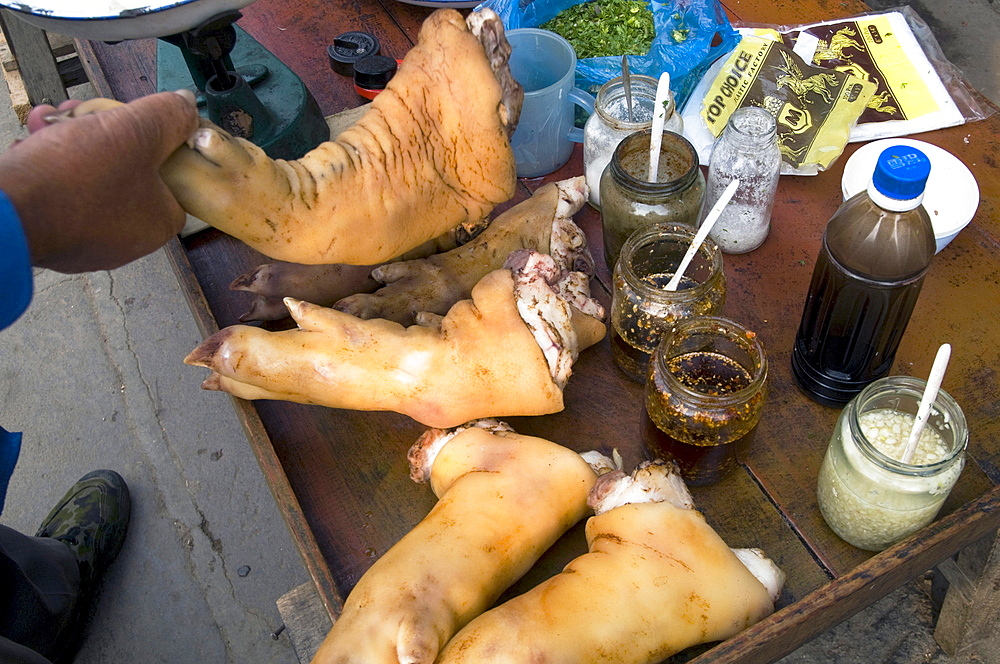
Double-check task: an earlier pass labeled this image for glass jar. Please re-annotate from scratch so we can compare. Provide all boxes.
[701,107,781,254]
[643,316,768,486]
[583,75,683,209]
[600,129,704,274]
[610,223,726,383]
[816,376,968,551]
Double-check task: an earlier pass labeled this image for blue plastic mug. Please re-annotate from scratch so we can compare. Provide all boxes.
[506,29,596,178]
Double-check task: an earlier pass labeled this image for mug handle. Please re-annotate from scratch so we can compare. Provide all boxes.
[566,87,596,143]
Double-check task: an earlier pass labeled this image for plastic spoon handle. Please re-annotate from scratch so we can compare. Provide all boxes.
[648,72,671,182]
[666,179,739,292]
[621,56,633,122]
[901,343,951,464]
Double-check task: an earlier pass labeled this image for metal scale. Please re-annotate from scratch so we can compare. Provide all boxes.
[0,0,330,159]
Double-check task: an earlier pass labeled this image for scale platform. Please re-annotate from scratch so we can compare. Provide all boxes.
[157,24,330,160]
[0,0,330,160]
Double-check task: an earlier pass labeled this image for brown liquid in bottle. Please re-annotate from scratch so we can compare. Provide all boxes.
[792,147,935,406]
[792,243,925,405]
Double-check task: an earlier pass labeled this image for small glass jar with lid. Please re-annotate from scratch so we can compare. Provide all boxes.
[610,222,726,383]
[643,316,768,486]
[600,129,704,274]
[583,75,683,209]
[816,376,968,551]
[701,106,781,254]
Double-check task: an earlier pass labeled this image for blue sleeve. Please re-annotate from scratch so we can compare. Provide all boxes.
[0,426,21,516]
[0,191,29,513]
[0,190,32,330]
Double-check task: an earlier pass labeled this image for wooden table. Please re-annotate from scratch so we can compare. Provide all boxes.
[76,0,1000,660]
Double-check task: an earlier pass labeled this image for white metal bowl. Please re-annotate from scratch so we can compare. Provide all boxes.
[841,139,980,254]
[0,0,256,41]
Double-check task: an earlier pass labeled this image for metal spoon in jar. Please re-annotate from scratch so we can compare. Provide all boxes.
[621,55,633,122]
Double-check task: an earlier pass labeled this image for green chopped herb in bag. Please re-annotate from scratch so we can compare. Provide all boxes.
[541,0,655,58]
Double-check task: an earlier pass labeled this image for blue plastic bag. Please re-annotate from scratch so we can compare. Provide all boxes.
[478,0,739,108]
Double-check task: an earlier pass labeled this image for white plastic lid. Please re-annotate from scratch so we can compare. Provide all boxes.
[841,138,979,242]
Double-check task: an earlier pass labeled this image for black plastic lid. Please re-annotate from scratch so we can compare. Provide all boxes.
[328,32,380,76]
[353,55,397,90]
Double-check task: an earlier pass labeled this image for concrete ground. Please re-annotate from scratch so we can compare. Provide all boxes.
[0,1,997,662]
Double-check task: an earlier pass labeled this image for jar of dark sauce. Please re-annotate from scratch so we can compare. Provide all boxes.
[643,316,768,485]
[610,223,726,382]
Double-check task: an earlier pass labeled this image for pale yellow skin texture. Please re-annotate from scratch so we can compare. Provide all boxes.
[310,427,599,664]
[184,269,606,428]
[160,9,516,266]
[335,180,580,325]
[232,226,480,322]
[437,502,775,664]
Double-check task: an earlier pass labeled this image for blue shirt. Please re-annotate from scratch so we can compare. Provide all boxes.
[0,190,31,514]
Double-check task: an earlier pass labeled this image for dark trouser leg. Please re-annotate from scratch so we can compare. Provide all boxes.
[0,636,54,664]
[0,523,79,663]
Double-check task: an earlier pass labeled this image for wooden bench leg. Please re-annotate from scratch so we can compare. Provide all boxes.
[276,582,332,663]
[934,528,1000,659]
[0,9,67,107]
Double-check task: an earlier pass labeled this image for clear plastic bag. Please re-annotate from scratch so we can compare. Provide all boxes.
[766,5,993,140]
[476,0,739,108]
[681,5,994,174]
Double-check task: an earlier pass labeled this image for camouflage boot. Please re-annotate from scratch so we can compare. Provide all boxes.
[35,469,131,618]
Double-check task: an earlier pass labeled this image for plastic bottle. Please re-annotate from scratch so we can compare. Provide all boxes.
[792,146,936,407]
[700,107,781,254]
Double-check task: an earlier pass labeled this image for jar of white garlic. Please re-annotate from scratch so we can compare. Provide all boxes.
[816,376,967,552]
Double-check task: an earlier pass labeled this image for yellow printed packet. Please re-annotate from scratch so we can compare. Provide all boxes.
[699,36,875,171]
[778,11,969,141]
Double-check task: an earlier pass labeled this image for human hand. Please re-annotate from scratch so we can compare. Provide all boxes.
[0,90,199,273]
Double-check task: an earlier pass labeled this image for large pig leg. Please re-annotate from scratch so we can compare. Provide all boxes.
[310,421,607,664]
[160,9,523,266]
[335,176,593,325]
[436,461,785,664]
[184,251,605,428]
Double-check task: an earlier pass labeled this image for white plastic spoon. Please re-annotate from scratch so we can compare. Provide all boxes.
[900,343,951,464]
[666,179,739,291]
[647,72,671,182]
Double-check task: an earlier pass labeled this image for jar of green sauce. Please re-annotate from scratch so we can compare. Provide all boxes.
[583,75,682,209]
[600,129,704,274]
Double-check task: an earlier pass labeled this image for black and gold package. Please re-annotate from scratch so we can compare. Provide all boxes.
[699,36,875,170]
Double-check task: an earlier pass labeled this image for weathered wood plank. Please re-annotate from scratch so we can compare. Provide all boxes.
[277,582,332,664]
[0,31,74,72]
[935,532,1000,658]
[0,9,66,106]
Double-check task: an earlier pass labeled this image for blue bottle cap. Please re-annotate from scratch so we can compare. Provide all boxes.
[871,146,931,201]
